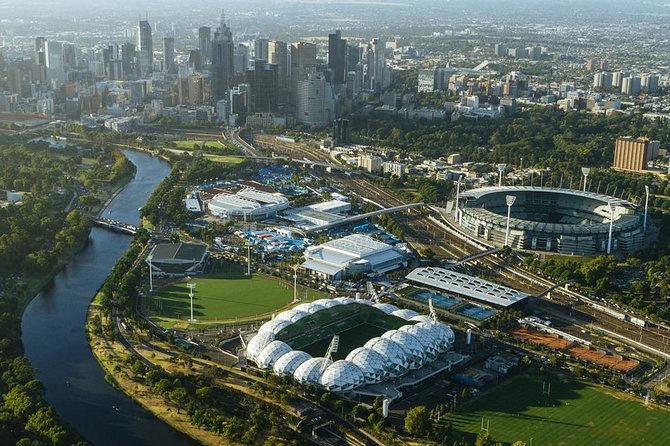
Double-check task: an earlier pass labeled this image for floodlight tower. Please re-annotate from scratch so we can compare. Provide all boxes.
[504,195,517,247]
[607,205,615,254]
[644,185,650,232]
[497,163,507,187]
[291,264,299,303]
[453,176,462,221]
[581,167,591,192]
[246,242,251,276]
[186,279,196,322]
[148,255,154,292]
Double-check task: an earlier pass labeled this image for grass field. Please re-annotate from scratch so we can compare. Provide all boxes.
[299,324,388,360]
[147,274,323,324]
[173,140,224,150]
[442,373,670,446]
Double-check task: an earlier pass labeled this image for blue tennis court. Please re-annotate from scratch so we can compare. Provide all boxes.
[410,289,460,309]
[455,303,498,321]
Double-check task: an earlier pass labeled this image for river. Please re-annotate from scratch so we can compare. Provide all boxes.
[21,150,197,446]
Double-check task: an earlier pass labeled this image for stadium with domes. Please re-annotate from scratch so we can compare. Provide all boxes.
[244,298,466,397]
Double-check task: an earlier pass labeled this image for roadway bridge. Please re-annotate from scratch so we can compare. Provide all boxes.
[445,247,502,269]
[301,202,425,234]
[91,217,138,235]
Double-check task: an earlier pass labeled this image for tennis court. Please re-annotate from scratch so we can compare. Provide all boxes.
[455,303,498,321]
[411,289,461,309]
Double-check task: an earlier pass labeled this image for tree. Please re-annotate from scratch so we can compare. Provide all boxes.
[405,405,432,437]
[512,441,527,446]
[169,387,189,414]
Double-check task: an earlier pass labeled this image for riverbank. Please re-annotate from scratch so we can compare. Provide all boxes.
[86,307,234,446]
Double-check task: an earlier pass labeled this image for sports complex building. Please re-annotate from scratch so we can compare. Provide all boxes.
[207,186,289,220]
[302,234,406,280]
[456,186,645,255]
[146,242,208,276]
[245,298,465,397]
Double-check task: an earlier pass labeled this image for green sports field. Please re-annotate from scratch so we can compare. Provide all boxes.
[147,275,323,324]
[442,374,670,446]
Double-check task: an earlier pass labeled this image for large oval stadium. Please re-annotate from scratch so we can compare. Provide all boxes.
[456,186,645,255]
[245,298,455,393]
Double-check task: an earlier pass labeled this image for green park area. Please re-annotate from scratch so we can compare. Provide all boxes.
[145,274,325,326]
[442,373,670,445]
[173,140,226,151]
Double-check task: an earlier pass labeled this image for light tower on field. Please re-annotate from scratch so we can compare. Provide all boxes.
[291,264,299,303]
[607,205,615,254]
[644,185,650,232]
[581,167,590,192]
[453,176,462,221]
[186,279,196,322]
[497,163,507,187]
[505,195,517,247]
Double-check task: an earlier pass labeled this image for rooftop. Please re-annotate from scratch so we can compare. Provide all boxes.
[150,242,207,262]
[406,267,528,308]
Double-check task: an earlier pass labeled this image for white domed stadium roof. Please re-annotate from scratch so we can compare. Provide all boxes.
[418,322,455,352]
[392,309,420,320]
[398,324,440,360]
[320,360,366,392]
[332,297,356,305]
[273,350,312,376]
[364,337,410,377]
[410,315,435,323]
[373,303,400,314]
[258,319,292,336]
[355,298,374,305]
[294,357,332,385]
[311,298,338,308]
[256,340,292,369]
[382,330,426,369]
[246,332,274,362]
[275,309,309,323]
[345,347,388,384]
[292,302,325,314]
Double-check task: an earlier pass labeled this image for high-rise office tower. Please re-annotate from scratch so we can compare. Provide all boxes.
[593,72,612,89]
[366,38,386,92]
[268,40,288,106]
[346,43,361,73]
[163,37,175,73]
[641,74,659,94]
[188,50,202,72]
[103,44,124,80]
[247,59,278,112]
[621,76,641,96]
[296,73,335,125]
[137,19,153,76]
[198,26,211,65]
[121,42,136,77]
[328,30,346,85]
[212,10,234,101]
[612,71,624,88]
[254,38,269,62]
[233,44,249,75]
[35,37,47,65]
[44,41,65,84]
[290,42,316,104]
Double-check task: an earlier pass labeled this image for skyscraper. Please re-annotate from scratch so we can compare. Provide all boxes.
[198,26,211,65]
[163,37,175,73]
[254,38,269,62]
[296,73,335,125]
[366,38,386,92]
[328,30,346,85]
[247,59,278,112]
[44,40,65,84]
[212,10,234,101]
[268,41,288,106]
[137,19,153,76]
[121,42,137,77]
[290,42,316,104]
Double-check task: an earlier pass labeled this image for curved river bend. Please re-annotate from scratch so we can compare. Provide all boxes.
[22,150,197,446]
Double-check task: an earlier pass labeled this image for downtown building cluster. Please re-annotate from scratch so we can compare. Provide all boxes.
[0,12,391,129]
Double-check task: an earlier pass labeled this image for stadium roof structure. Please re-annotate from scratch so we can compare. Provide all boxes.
[146,242,208,276]
[149,242,207,262]
[245,297,455,393]
[207,186,289,219]
[302,234,405,279]
[459,186,635,208]
[406,267,528,308]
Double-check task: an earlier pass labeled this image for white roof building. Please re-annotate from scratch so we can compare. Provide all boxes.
[302,234,405,280]
[208,187,289,220]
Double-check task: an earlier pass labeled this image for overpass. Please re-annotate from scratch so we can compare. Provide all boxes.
[91,217,138,235]
[302,202,424,234]
[444,247,502,269]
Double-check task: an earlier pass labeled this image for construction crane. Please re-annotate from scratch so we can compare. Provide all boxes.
[320,335,340,374]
